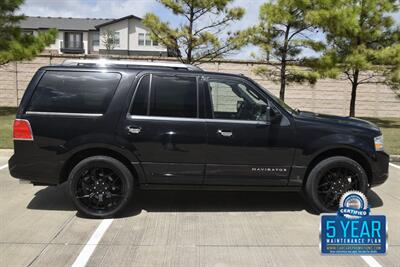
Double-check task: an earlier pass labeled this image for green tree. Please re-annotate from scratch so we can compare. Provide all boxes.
[247,0,322,101]
[101,29,117,54]
[0,0,57,65]
[143,0,245,64]
[308,0,400,117]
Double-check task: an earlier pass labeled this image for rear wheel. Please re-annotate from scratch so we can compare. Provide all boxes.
[68,156,133,218]
[304,156,368,213]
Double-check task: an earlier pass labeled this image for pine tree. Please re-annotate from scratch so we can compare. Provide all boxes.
[0,0,57,65]
[143,0,245,64]
[246,0,323,101]
[308,0,400,117]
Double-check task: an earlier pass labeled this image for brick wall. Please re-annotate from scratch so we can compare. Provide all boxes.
[0,54,399,117]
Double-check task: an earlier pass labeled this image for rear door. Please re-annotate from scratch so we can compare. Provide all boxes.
[203,75,296,186]
[119,72,207,185]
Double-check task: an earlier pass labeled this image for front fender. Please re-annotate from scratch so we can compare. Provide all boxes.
[303,133,374,161]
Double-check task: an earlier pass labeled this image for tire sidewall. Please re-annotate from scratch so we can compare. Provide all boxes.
[305,156,368,213]
[68,156,133,218]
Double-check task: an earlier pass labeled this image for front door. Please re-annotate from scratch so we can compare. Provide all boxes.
[120,73,206,184]
[203,75,295,186]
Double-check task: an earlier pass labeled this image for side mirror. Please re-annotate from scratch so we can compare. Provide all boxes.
[265,105,282,124]
[270,110,282,124]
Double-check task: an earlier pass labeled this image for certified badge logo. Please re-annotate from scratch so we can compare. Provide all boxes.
[338,191,369,219]
[320,191,387,255]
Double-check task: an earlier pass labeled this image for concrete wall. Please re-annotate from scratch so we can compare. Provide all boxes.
[0,55,399,117]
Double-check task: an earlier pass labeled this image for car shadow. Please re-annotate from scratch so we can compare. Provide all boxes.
[26,183,75,211]
[26,185,384,218]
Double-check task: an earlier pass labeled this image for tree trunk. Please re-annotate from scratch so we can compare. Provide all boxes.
[349,69,359,117]
[280,62,286,101]
[186,5,194,64]
[279,25,290,102]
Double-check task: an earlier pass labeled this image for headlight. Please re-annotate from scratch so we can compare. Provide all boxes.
[374,135,384,151]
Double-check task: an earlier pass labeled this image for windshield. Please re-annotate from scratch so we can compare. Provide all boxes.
[252,81,298,114]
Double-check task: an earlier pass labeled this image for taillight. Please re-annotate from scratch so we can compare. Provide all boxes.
[13,119,33,141]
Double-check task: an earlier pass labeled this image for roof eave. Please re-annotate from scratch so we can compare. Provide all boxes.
[95,15,142,29]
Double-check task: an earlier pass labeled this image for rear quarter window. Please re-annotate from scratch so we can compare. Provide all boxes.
[27,71,121,114]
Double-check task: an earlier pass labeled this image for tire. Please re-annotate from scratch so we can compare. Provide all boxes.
[304,156,368,213]
[68,156,134,218]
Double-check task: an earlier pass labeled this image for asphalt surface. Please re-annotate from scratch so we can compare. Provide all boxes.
[0,149,399,267]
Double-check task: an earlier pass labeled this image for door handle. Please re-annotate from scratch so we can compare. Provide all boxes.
[217,129,233,137]
[127,125,141,134]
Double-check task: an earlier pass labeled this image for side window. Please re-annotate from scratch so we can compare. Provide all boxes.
[131,75,150,115]
[27,71,121,114]
[149,75,197,118]
[207,78,268,121]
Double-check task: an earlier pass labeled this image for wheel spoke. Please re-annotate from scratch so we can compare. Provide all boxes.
[76,193,93,199]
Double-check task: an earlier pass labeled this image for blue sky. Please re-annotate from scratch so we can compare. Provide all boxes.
[20,0,400,60]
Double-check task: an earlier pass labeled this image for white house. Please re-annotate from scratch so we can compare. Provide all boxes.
[19,15,169,56]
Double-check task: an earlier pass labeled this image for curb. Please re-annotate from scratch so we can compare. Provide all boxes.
[390,155,400,162]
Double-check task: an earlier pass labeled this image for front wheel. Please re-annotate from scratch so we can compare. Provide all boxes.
[304,156,368,213]
[68,156,134,218]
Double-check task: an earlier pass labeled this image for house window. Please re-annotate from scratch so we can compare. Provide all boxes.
[64,32,83,48]
[113,32,120,47]
[92,32,99,46]
[138,33,157,46]
[138,33,145,46]
[145,34,152,46]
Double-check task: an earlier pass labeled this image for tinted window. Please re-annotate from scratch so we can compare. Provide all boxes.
[149,75,197,118]
[131,75,150,115]
[27,71,121,114]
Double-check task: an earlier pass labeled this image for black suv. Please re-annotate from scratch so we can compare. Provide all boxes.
[9,60,389,218]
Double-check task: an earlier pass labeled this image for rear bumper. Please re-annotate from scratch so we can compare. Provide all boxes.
[369,151,389,187]
[8,152,62,185]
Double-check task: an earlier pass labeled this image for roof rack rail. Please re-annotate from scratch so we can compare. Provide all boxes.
[62,59,203,71]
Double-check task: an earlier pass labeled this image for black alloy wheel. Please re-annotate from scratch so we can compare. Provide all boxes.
[317,166,361,210]
[305,156,368,213]
[69,156,133,218]
[76,167,124,212]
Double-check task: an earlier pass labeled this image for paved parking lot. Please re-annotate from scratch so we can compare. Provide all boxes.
[0,149,399,267]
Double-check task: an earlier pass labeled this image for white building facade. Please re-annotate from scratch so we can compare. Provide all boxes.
[19,15,168,56]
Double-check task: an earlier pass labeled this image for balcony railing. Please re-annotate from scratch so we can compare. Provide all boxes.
[60,41,84,53]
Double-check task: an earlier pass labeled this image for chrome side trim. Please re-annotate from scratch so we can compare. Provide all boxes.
[206,118,268,125]
[25,111,103,117]
[127,115,269,125]
[129,115,203,122]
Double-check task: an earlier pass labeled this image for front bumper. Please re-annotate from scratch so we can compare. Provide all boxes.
[369,151,389,187]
